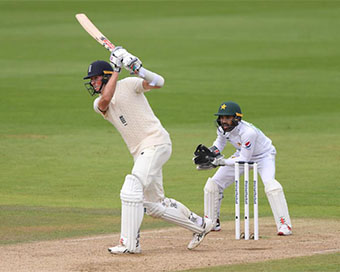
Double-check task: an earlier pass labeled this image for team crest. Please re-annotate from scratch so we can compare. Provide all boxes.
[221,104,227,110]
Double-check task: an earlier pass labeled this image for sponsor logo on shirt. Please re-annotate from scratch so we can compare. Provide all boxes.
[245,141,251,149]
[119,115,127,126]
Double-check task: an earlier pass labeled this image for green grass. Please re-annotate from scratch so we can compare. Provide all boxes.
[0,0,340,270]
[185,252,340,272]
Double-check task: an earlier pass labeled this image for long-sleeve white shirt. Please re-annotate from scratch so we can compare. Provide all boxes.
[213,120,275,164]
[93,77,171,158]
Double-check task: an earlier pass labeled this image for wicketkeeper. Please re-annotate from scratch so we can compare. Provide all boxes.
[193,101,292,235]
[83,47,212,254]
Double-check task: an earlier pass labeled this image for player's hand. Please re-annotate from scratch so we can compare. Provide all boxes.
[109,46,128,73]
[123,54,142,74]
[211,155,226,166]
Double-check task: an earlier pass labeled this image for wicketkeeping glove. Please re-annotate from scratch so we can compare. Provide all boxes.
[192,144,224,170]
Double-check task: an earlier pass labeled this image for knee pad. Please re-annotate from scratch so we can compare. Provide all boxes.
[204,178,219,193]
[264,179,283,194]
[163,198,191,218]
[144,198,186,218]
[144,201,166,218]
[120,174,143,202]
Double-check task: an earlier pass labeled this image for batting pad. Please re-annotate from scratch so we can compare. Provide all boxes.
[265,180,292,230]
[120,175,144,251]
[204,178,222,227]
[161,198,204,234]
[144,198,204,233]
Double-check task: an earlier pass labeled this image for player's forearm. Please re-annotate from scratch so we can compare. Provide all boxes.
[98,72,119,111]
[213,136,226,153]
[138,67,164,88]
[120,49,164,88]
[220,153,253,166]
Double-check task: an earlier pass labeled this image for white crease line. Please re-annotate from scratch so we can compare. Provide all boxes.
[67,235,115,242]
[142,235,226,241]
[66,228,176,242]
[313,249,340,254]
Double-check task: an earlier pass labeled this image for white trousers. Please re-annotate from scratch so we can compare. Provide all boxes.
[132,143,172,202]
[210,152,292,231]
[212,153,276,190]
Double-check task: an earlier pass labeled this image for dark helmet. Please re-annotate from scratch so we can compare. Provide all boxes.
[215,101,243,132]
[215,101,242,117]
[83,60,113,96]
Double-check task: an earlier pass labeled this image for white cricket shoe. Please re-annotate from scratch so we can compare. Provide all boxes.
[277,224,292,236]
[108,244,141,254]
[187,217,213,250]
[211,218,221,232]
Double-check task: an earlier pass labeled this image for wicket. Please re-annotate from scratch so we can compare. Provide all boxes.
[235,162,258,240]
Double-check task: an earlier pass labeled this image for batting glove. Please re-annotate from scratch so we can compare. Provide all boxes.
[123,54,142,74]
[109,46,128,73]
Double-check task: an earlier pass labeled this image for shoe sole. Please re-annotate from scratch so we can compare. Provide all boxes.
[277,232,292,236]
[108,248,141,254]
[211,228,221,232]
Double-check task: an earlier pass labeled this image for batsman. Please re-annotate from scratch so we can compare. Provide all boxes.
[193,101,292,236]
[82,47,212,254]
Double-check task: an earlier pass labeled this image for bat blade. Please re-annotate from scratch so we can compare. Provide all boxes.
[75,13,115,51]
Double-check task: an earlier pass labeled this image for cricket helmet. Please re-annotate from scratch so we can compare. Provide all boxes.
[215,101,242,117]
[215,101,243,132]
[83,60,113,96]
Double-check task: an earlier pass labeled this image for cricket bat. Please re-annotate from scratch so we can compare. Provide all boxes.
[75,13,115,52]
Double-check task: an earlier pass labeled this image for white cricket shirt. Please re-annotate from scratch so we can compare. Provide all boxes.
[93,77,171,157]
[213,120,276,163]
